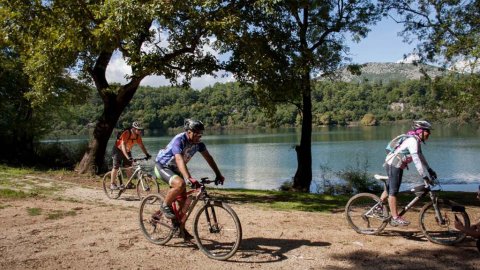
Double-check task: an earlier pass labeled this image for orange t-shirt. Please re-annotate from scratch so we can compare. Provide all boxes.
[115,130,142,152]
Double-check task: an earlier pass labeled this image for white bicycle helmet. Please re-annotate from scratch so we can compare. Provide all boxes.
[132,121,144,130]
[413,120,432,131]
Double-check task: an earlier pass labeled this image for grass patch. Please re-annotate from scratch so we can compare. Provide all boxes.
[27,207,43,216]
[0,188,31,199]
[209,188,351,212]
[46,210,77,220]
[208,188,480,213]
[0,164,478,213]
[0,164,36,176]
[0,204,11,209]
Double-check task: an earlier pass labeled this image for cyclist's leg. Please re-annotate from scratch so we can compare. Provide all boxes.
[124,152,133,179]
[386,165,410,225]
[155,164,185,218]
[111,148,123,188]
[386,165,403,217]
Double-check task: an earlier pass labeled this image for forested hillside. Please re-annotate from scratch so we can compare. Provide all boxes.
[49,72,478,136]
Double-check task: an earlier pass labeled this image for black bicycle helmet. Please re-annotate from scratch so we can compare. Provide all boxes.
[184,119,205,132]
[412,120,432,131]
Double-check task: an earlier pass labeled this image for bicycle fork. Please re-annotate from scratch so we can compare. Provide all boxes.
[429,193,447,225]
[204,202,220,233]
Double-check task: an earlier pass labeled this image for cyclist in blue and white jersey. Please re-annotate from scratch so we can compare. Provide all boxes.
[380,120,437,226]
[154,119,225,220]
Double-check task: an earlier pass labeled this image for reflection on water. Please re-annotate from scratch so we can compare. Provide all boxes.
[42,124,480,192]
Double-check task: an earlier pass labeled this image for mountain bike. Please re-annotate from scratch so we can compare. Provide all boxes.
[138,178,242,261]
[102,157,159,200]
[345,174,470,245]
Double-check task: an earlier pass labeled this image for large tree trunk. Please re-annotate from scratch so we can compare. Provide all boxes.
[75,50,143,175]
[76,81,141,175]
[76,116,116,175]
[292,73,313,192]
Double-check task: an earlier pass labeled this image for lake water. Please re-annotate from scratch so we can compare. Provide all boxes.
[45,124,480,193]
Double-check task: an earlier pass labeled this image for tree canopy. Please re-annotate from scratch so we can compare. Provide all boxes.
[217,0,385,191]
[1,0,243,173]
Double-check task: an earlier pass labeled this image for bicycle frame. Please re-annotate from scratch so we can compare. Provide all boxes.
[170,178,214,229]
[117,158,147,190]
[378,177,465,224]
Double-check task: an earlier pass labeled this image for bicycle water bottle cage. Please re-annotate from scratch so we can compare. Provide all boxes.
[411,185,429,196]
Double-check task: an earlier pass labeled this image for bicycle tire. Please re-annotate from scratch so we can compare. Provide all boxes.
[345,193,388,235]
[136,174,159,199]
[138,194,174,245]
[419,199,470,245]
[102,171,123,199]
[193,201,242,261]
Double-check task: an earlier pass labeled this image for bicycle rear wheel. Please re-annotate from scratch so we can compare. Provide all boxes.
[139,194,174,245]
[136,174,159,199]
[193,201,242,261]
[345,193,388,235]
[419,199,470,245]
[102,171,123,199]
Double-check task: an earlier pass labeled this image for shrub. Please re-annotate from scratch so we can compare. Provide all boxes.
[360,113,377,126]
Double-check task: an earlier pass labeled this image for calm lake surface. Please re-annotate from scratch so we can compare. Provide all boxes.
[46,124,480,193]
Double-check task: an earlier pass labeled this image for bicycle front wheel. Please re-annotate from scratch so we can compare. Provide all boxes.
[345,193,388,235]
[419,199,470,245]
[102,171,122,199]
[139,194,174,245]
[193,201,242,261]
[136,174,159,199]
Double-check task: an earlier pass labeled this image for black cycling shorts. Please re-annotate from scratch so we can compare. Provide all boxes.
[112,146,132,169]
[154,163,183,186]
[385,164,403,196]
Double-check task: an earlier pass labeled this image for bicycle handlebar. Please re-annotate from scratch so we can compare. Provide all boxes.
[200,177,220,186]
[132,157,149,162]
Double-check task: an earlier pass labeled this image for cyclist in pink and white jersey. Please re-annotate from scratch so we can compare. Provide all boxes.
[380,120,437,226]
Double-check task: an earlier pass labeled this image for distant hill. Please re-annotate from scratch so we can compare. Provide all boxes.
[337,62,448,83]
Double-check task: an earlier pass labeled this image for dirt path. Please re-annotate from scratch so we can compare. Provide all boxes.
[0,175,479,269]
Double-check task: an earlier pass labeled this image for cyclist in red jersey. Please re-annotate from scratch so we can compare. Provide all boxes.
[110,121,151,190]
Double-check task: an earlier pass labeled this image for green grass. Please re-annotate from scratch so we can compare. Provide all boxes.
[27,207,43,216]
[1,164,479,213]
[0,188,31,199]
[46,210,77,220]
[209,188,351,212]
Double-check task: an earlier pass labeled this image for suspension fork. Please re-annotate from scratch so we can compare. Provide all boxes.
[203,200,220,233]
[429,192,445,225]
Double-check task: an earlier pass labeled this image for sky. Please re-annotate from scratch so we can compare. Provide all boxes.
[106,18,418,90]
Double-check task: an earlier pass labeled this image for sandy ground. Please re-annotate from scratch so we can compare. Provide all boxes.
[0,174,479,270]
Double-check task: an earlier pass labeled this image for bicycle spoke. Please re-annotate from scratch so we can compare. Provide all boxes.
[136,175,159,199]
[102,171,122,199]
[193,202,242,261]
[420,200,469,245]
[345,193,388,235]
[139,194,174,245]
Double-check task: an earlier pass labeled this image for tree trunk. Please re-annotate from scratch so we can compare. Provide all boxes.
[76,82,140,175]
[75,117,116,175]
[292,73,313,192]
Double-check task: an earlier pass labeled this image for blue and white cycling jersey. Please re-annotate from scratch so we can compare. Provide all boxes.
[155,132,206,168]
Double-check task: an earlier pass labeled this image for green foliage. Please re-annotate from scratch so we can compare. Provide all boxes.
[392,1,480,70]
[40,72,480,137]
